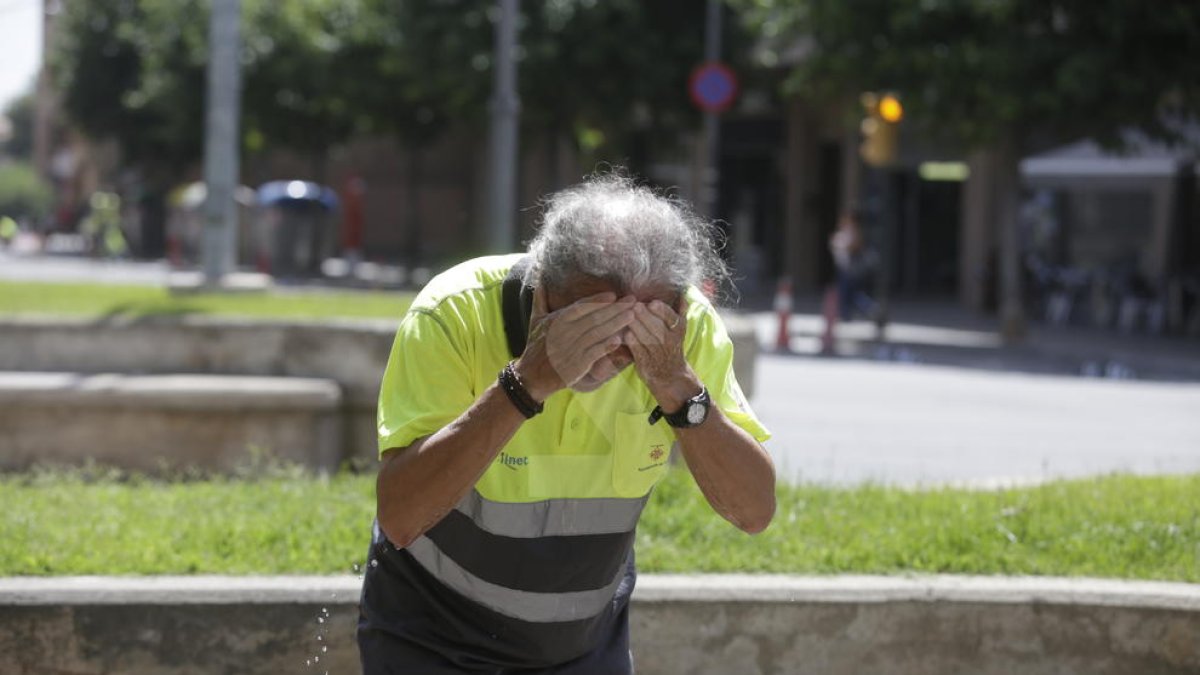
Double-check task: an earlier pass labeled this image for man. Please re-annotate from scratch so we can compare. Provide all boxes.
[359,173,776,673]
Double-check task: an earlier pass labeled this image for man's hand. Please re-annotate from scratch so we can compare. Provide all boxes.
[514,286,636,400]
[625,298,701,412]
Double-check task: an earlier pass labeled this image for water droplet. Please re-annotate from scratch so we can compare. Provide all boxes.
[317,617,325,624]
[352,563,361,573]
[321,646,328,653]
[370,559,379,568]
[306,659,312,666]
[314,656,320,663]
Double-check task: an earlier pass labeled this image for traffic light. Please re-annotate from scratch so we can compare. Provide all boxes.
[859,92,903,167]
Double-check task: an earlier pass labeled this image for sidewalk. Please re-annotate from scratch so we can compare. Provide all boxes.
[751,294,1200,383]
[5,250,1198,382]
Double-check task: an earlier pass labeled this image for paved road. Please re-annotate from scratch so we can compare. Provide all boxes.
[752,353,1200,487]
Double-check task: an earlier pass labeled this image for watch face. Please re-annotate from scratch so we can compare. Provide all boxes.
[686,401,706,425]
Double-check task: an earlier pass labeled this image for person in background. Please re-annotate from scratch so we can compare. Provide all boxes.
[829,210,877,321]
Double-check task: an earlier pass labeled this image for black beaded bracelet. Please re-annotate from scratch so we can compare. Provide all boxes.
[498,362,544,419]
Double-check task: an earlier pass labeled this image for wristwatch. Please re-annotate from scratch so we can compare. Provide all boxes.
[648,387,711,428]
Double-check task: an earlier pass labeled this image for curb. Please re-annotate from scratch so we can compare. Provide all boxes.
[3,573,1198,610]
[2,574,1197,674]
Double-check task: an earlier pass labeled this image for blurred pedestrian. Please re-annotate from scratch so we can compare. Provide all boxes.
[359,172,775,673]
[0,215,18,246]
[79,191,128,259]
[829,210,877,321]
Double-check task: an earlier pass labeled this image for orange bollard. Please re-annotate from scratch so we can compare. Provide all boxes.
[774,277,793,353]
[167,232,182,268]
[821,284,839,355]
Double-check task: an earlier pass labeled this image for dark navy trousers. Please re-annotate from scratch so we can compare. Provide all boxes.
[357,605,634,675]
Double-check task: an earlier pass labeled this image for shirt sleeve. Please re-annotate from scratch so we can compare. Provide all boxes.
[377,308,477,457]
[684,291,771,443]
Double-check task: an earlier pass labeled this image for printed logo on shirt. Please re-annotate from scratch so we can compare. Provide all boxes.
[498,452,528,470]
[639,445,667,472]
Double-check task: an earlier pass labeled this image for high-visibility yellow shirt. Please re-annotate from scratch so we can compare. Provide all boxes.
[377,254,770,503]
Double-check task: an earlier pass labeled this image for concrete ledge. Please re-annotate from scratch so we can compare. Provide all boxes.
[0,315,396,407]
[0,372,342,410]
[0,372,344,474]
[1,575,1196,674]
[0,314,760,468]
[637,573,1200,610]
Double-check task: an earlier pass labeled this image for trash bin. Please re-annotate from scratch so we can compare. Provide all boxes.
[255,180,340,277]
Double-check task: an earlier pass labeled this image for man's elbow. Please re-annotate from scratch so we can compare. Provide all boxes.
[732,499,776,535]
[738,511,774,535]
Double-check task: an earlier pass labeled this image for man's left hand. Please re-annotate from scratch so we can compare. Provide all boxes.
[624,299,701,412]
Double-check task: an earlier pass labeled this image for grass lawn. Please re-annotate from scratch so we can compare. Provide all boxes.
[0,281,413,320]
[2,469,1196,580]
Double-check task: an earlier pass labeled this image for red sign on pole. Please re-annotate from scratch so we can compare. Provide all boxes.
[689,62,738,113]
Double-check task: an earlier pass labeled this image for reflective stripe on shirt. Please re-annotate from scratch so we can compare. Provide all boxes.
[406,535,630,624]
[454,489,649,538]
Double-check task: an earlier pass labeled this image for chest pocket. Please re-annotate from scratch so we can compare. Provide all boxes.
[611,411,674,498]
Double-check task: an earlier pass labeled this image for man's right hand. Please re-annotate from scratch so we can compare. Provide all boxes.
[514,286,636,400]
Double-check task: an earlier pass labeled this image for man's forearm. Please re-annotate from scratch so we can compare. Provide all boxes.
[676,410,776,534]
[376,383,527,548]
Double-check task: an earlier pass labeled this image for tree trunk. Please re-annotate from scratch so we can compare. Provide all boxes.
[404,146,422,267]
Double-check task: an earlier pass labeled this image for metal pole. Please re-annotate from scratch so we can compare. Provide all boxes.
[33,0,59,182]
[873,168,894,339]
[202,0,243,284]
[487,0,520,253]
[702,0,722,218]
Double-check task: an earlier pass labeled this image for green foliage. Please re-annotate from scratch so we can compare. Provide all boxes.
[50,0,744,179]
[0,162,53,220]
[51,0,410,177]
[2,93,35,159]
[739,0,1200,149]
[1,468,377,575]
[0,281,413,320]
[2,468,1196,580]
[640,470,1200,579]
[53,0,207,173]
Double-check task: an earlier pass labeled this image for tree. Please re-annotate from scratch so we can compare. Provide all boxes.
[51,0,421,255]
[2,93,35,160]
[389,0,753,175]
[52,0,412,178]
[739,0,1200,338]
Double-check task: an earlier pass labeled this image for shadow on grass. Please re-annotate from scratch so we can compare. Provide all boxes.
[95,301,210,324]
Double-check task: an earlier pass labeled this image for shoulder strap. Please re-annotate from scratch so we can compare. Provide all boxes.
[501,256,534,358]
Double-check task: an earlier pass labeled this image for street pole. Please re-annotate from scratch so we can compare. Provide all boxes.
[702,0,722,219]
[873,169,894,339]
[202,0,242,284]
[487,0,520,254]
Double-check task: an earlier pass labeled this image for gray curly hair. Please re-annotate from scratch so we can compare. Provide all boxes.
[526,172,729,298]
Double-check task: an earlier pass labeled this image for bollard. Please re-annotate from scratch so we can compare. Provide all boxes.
[821,285,839,355]
[774,277,793,353]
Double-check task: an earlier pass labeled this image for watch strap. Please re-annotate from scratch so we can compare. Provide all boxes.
[647,386,710,428]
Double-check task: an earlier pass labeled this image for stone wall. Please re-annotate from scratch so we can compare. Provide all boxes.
[1,575,1196,675]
